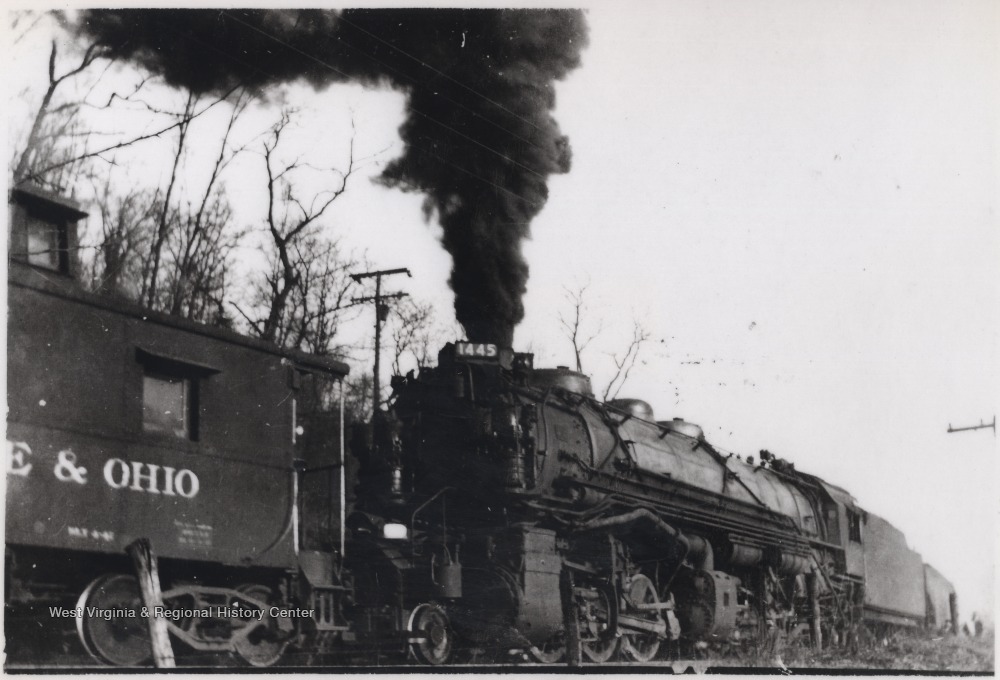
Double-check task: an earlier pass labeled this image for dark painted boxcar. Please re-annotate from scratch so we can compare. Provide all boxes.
[6,185,350,666]
[7,264,348,567]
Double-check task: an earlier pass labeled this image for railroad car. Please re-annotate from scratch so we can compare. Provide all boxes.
[924,564,959,633]
[6,184,352,666]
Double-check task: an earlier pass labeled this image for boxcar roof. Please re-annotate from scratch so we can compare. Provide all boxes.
[10,184,89,221]
[9,262,350,377]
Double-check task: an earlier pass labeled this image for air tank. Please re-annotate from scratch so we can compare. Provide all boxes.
[609,398,655,421]
[656,418,705,441]
[531,367,594,397]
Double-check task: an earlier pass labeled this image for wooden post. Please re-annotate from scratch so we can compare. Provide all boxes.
[755,569,769,645]
[808,570,822,651]
[560,569,581,667]
[127,538,176,668]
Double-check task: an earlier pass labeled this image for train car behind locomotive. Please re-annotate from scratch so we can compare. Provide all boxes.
[6,185,352,667]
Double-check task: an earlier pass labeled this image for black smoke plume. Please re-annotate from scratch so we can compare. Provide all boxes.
[75,9,588,346]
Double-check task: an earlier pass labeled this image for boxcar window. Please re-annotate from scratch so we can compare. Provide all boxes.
[136,348,217,440]
[143,371,196,439]
[26,214,62,270]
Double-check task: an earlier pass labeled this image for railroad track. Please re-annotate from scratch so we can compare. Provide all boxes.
[6,660,720,673]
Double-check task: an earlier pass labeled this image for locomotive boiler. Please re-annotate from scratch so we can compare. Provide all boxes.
[350,341,956,664]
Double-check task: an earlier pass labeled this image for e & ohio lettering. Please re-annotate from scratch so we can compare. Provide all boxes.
[6,440,199,499]
[103,458,199,498]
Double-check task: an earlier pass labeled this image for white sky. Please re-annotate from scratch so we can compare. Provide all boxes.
[5,1,998,627]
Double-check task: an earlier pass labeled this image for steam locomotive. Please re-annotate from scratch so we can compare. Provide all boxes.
[5,185,956,668]
[349,341,959,663]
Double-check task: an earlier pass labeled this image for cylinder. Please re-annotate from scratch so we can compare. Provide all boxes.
[726,542,764,568]
[686,535,714,571]
[766,547,810,575]
[434,560,463,599]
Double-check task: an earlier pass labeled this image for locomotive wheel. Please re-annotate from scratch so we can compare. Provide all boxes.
[408,603,453,665]
[581,585,620,663]
[75,574,152,667]
[527,637,565,664]
[232,584,289,667]
[583,635,620,663]
[620,574,662,663]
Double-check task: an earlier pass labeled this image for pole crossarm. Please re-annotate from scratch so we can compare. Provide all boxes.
[351,292,408,305]
[351,267,411,282]
[946,416,995,434]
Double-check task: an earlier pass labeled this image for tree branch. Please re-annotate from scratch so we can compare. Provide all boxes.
[602,321,651,402]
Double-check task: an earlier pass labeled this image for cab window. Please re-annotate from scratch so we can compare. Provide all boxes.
[848,509,862,543]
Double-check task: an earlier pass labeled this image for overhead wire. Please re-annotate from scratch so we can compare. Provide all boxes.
[304,10,550,154]
[335,11,545,135]
[220,9,548,175]
[220,10,355,82]
[216,9,550,208]
[411,110,545,180]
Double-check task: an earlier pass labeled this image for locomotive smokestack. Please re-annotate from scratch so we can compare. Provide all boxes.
[75,9,588,345]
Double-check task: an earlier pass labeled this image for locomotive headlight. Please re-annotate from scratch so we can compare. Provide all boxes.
[382,523,408,540]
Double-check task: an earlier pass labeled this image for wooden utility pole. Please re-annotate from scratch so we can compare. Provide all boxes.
[351,268,411,416]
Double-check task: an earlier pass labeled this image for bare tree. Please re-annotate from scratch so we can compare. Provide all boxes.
[343,373,375,425]
[336,297,443,424]
[558,282,603,372]
[557,281,651,401]
[291,239,365,355]
[86,180,157,299]
[390,299,437,375]
[13,36,111,189]
[143,92,195,308]
[80,89,250,326]
[243,232,364,355]
[163,90,252,319]
[11,16,242,198]
[602,320,651,402]
[245,110,357,345]
[160,189,243,325]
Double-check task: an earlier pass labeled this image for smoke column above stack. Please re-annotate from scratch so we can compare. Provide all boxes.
[76,9,588,346]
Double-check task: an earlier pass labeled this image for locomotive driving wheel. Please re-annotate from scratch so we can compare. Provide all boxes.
[620,574,662,663]
[527,636,565,664]
[408,603,453,665]
[232,584,290,667]
[580,584,620,663]
[75,574,152,667]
